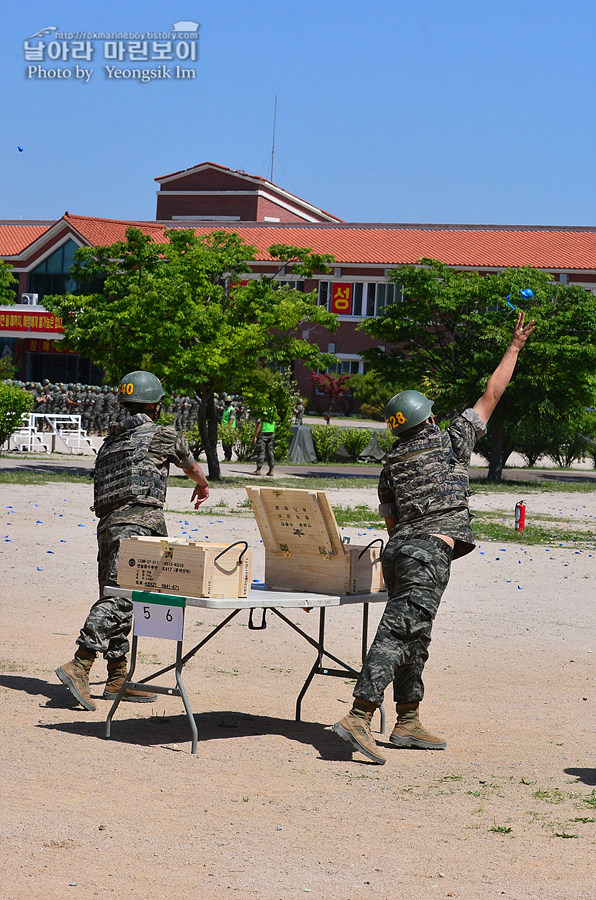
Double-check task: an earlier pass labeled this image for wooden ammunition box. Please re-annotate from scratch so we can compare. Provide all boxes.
[117,537,252,598]
[247,487,384,595]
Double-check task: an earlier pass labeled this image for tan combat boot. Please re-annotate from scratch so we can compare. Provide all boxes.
[102,658,157,703]
[332,698,386,764]
[56,649,97,711]
[266,468,275,477]
[389,702,446,749]
[251,468,263,476]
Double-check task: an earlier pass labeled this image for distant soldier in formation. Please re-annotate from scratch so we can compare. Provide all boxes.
[14,381,213,438]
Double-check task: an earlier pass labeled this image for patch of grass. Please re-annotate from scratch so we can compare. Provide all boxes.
[0,658,26,672]
[475,523,595,546]
[571,817,596,824]
[136,652,162,666]
[532,788,566,804]
[470,478,596,494]
[489,823,512,834]
[471,511,595,546]
[0,470,92,485]
[582,791,596,809]
[333,505,383,528]
[170,473,381,491]
[554,831,579,839]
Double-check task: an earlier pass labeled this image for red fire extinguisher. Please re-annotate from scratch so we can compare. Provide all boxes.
[515,500,526,532]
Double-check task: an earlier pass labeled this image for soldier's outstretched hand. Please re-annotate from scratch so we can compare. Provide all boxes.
[191,484,209,508]
[510,311,535,351]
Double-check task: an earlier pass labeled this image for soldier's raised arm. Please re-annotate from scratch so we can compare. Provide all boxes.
[473,311,535,426]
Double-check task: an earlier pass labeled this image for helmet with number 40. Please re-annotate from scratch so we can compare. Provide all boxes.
[118,370,165,404]
[384,390,434,436]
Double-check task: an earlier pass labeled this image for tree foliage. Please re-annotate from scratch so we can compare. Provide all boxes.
[0,261,17,304]
[0,383,33,449]
[360,260,596,480]
[349,369,401,420]
[45,227,337,479]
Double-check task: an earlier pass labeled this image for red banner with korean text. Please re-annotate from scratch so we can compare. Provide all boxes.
[331,283,352,315]
[24,339,75,355]
[0,310,64,333]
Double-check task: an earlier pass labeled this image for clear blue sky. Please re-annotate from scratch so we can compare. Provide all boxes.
[1,0,595,226]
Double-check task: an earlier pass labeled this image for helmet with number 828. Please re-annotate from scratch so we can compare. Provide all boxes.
[118,370,165,404]
[384,390,434,436]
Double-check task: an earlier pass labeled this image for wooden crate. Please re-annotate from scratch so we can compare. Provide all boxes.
[246,486,384,594]
[117,537,252,598]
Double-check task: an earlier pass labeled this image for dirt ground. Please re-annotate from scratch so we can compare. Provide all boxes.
[1,476,595,900]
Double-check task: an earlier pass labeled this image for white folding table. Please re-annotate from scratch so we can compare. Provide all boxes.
[104,583,388,753]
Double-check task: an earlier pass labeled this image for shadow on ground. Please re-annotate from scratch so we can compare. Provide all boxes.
[0,672,107,708]
[36,709,378,763]
[564,767,596,786]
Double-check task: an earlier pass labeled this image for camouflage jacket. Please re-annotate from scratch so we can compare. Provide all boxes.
[95,413,194,534]
[377,408,486,559]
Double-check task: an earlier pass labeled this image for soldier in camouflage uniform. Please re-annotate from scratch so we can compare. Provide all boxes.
[333,312,535,764]
[56,370,210,712]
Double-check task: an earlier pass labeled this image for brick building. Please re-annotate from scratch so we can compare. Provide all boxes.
[155,161,342,224]
[3,163,596,400]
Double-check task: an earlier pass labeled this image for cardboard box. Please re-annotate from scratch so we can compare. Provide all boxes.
[246,487,384,595]
[117,537,252,598]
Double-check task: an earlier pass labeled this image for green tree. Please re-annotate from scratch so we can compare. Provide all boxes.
[0,261,17,304]
[349,369,401,420]
[0,357,17,380]
[543,408,596,467]
[0,383,33,450]
[45,227,336,479]
[360,260,596,481]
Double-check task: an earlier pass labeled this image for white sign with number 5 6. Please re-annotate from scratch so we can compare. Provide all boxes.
[132,592,185,641]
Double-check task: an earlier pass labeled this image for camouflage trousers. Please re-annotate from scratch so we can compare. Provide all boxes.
[354,535,452,707]
[255,433,275,468]
[76,521,167,660]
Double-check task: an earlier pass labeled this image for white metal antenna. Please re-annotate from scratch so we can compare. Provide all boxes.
[270,95,278,182]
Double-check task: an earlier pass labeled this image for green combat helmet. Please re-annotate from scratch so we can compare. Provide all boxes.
[118,370,165,404]
[384,390,434,436]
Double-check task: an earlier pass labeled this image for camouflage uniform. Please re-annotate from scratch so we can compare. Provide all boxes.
[354,408,486,707]
[255,409,276,469]
[76,414,195,660]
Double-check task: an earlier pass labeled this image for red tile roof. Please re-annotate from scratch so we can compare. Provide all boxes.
[0,223,54,256]
[6,214,596,272]
[64,213,167,246]
[185,223,596,270]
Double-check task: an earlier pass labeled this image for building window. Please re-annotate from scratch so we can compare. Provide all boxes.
[321,357,367,377]
[375,282,403,313]
[328,359,366,375]
[318,281,402,317]
[27,240,80,301]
